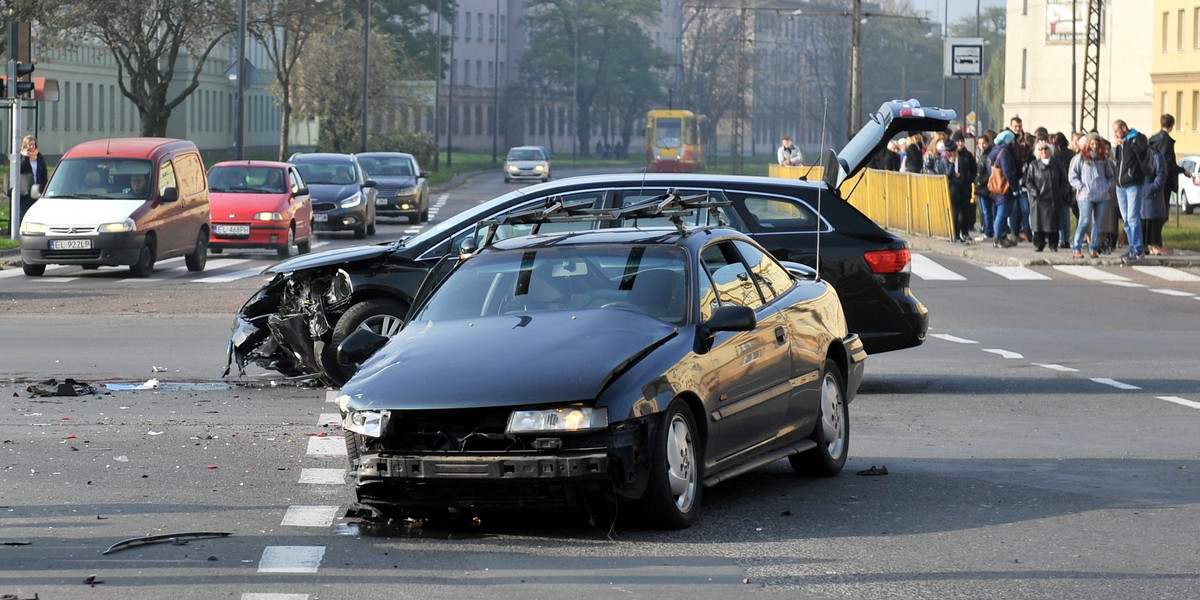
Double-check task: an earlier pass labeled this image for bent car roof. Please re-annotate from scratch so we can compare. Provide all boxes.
[210,159,294,169]
[61,137,198,160]
[486,225,737,252]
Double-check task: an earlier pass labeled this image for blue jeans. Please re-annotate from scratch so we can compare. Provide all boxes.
[993,199,1012,243]
[978,194,995,237]
[1115,184,1144,255]
[1057,202,1073,246]
[1074,198,1109,253]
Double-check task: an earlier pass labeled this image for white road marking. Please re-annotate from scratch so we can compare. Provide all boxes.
[929,333,979,344]
[191,268,264,283]
[1090,377,1141,390]
[1053,265,1130,281]
[325,390,340,404]
[258,546,325,573]
[911,253,966,281]
[1132,265,1200,281]
[1149,288,1195,297]
[306,435,346,456]
[1158,396,1200,410]
[982,348,1023,359]
[1103,280,1148,288]
[299,468,346,485]
[281,505,340,528]
[242,594,308,600]
[983,265,1051,280]
[318,413,341,426]
[1033,363,1079,372]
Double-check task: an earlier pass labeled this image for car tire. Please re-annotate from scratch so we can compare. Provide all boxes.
[297,234,311,254]
[22,262,45,276]
[1184,191,1195,215]
[129,239,156,278]
[408,213,420,224]
[354,223,367,239]
[321,297,410,385]
[421,200,429,222]
[277,225,295,259]
[211,246,224,254]
[185,230,208,272]
[789,359,849,477]
[635,399,702,529]
[367,208,377,236]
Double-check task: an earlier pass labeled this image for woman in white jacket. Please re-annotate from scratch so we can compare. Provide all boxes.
[1068,133,1115,258]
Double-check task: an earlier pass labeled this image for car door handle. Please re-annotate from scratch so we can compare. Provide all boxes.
[774,326,786,345]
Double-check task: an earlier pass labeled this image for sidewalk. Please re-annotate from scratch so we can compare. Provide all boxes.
[903,232,1200,269]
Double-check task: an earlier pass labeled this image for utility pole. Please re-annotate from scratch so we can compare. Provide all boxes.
[234,0,246,159]
[360,0,369,152]
[730,0,748,175]
[846,0,862,142]
[432,0,441,170]
[491,0,500,163]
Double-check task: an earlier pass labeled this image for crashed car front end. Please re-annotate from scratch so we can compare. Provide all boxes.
[338,400,661,512]
[225,266,352,381]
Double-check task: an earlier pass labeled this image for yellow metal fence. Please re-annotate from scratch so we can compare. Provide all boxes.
[769,164,955,239]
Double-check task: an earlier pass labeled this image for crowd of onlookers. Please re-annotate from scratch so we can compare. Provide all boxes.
[872,115,1179,259]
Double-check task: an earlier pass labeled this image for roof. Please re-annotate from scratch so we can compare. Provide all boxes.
[210,160,293,170]
[289,153,356,164]
[486,225,742,253]
[62,138,198,160]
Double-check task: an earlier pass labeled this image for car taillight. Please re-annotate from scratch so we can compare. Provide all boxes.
[863,248,910,274]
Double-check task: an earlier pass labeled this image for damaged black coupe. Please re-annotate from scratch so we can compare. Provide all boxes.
[332,197,865,528]
[225,99,952,386]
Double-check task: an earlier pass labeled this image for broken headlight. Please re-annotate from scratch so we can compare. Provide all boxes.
[343,409,390,438]
[506,407,608,434]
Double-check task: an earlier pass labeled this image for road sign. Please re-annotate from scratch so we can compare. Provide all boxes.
[944,38,984,78]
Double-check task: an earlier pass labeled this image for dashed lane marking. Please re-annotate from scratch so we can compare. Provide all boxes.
[911,253,967,281]
[299,468,346,485]
[1091,377,1141,390]
[1148,288,1196,297]
[281,505,340,528]
[257,546,325,573]
[982,348,1023,359]
[242,594,309,600]
[1103,280,1148,288]
[929,333,979,344]
[1033,363,1080,372]
[306,435,346,456]
[1158,396,1200,410]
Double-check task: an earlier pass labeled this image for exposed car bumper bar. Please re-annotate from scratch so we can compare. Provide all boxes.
[358,452,611,481]
[843,332,867,401]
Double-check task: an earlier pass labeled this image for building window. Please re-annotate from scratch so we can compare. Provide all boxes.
[463,104,470,134]
[489,14,495,41]
[1020,48,1027,89]
[475,105,483,135]
[1177,91,1184,121]
[476,60,483,86]
[477,12,483,39]
[1194,8,1200,48]
[1192,91,1199,132]
[488,60,494,87]
[1163,12,1169,52]
[500,15,506,42]
[464,12,470,40]
[87,83,94,131]
[1179,9,1186,51]
[464,60,470,87]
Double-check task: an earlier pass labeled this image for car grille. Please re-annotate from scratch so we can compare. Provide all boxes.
[313,202,338,212]
[376,186,400,199]
[44,250,102,260]
[382,408,514,452]
[48,226,98,235]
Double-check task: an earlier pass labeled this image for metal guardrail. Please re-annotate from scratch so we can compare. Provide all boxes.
[769,164,954,240]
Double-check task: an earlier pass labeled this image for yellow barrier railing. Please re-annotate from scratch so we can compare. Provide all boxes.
[769,164,954,239]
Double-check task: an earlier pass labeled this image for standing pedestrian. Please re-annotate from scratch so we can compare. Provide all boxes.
[1111,119,1152,259]
[1142,146,1171,255]
[1148,113,1178,216]
[777,135,803,166]
[16,135,48,227]
[1068,133,1115,258]
[901,134,924,173]
[1023,140,1069,251]
[939,138,971,242]
[974,130,997,240]
[1052,132,1077,248]
[988,130,1022,248]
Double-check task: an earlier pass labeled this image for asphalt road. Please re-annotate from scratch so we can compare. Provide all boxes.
[3,168,1200,600]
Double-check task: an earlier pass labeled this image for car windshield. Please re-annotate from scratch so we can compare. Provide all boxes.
[294,162,356,185]
[209,166,287,193]
[42,158,154,200]
[416,244,689,325]
[358,156,414,177]
[507,148,544,161]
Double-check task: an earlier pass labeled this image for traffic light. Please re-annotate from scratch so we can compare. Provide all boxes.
[7,59,33,99]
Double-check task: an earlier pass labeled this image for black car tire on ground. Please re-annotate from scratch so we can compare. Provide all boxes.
[277,226,294,259]
[635,399,702,529]
[211,246,223,254]
[367,210,377,236]
[354,222,367,239]
[185,230,208,272]
[321,297,410,385]
[789,359,849,477]
[408,212,420,224]
[297,232,311,254]
[21,262,45,276]
[129,239,156,278]
[421,203,429,222]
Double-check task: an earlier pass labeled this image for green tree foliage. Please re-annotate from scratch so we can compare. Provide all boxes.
[521,0,667,156]
[37,0,235,137]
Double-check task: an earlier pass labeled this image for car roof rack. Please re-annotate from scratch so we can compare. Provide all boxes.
[472,189,731,251]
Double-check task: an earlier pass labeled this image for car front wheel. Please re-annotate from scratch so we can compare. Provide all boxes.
[129,239,157,278]
[635,399,702,529]
[185,230,208,272]
[789,359,849,477]
[321,298,410,385]
[277,225,295,259]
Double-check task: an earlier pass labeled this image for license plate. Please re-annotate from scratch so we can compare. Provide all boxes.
[50,239,92,250]
[376,197,389,205]
[216,225,251,236]
[313,213,329,222]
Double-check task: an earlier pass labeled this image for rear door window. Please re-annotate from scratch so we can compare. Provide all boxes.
[731,192,829,234]
[614,188,742,229]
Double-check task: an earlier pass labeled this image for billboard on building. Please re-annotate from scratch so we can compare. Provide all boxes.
[1047,0,1103,45]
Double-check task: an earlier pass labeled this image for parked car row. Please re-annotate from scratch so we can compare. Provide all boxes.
[17,142,427,276]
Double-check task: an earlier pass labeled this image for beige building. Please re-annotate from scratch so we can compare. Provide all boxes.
[1003,0,1153,137]
[1152,1,1200,154]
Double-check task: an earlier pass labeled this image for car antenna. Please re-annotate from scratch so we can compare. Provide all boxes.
[814,98,828,282]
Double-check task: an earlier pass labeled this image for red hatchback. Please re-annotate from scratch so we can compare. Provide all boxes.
[208,161,313,258]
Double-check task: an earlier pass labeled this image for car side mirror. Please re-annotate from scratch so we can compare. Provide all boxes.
[295,186,310,197]
[363,179,378,188]
[458,236,478,257]
[160,186,178,203]
[703,305,756,334]
[418,171,429,179]
[337,328,390,373]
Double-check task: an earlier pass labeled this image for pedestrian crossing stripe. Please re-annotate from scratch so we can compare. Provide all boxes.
[910,253,966,280]
[981,265,1051,280]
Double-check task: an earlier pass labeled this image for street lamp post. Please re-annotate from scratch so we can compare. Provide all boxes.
[360,0,369,152]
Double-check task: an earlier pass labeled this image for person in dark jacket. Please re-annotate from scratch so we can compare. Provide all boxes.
[1148,113,1178,215]
[902,134,924,173]
[938,138,972,242]
[1142,147,1170,255]
[1023,140,1069,251]
[988,130,1022,248]
[974,130,997,239]
[1052,132,1077,248]
[16,135,48,227]
[1112,119,1152,259]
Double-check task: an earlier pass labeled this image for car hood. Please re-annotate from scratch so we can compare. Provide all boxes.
[371,175,418,188]
[266,242,394,274]
[827,99,957,190]
[306,183,361,202]
[507,160,548,167]
[339,310,679,411]
[22,198,144,226]
[210,192,290,220]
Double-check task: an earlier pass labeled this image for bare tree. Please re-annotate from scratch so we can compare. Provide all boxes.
[41,0,235,137]
[249,0,339,159]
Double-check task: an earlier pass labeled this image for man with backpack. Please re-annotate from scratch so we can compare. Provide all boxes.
[1111,119,1154,260]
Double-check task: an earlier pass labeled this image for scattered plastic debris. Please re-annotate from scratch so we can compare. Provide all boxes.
[856,465,889,476]
[102,532,232,555]
[26,378,96,397]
